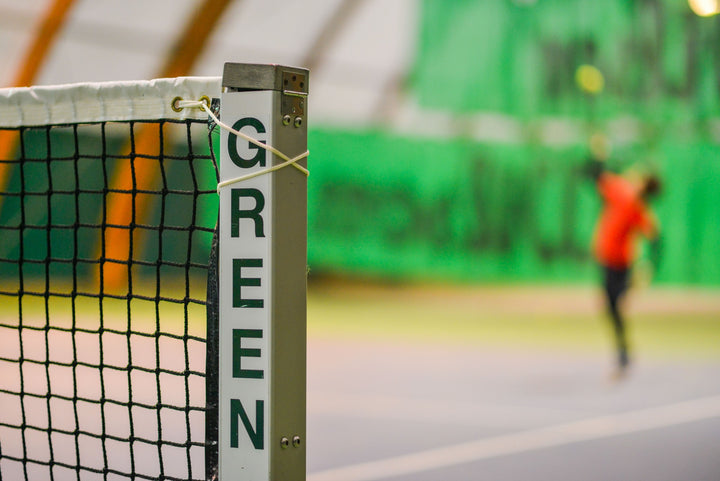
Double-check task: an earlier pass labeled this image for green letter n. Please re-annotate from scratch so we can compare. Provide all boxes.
[230,399,264,450]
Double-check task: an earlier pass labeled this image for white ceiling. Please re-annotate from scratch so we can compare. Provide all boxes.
[0,0,418,126]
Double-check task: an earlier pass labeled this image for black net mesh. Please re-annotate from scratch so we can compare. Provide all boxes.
[0,118,219,481]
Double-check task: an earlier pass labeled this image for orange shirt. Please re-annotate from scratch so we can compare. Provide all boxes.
[593,173,656,268]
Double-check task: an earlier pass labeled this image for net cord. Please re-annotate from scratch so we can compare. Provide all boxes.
[175,99,309,193]
[0,77,221,127]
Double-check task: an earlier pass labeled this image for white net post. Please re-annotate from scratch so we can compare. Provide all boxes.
[214,63,309,481]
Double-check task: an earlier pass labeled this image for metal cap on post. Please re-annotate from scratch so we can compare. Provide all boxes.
[212,63,308,481]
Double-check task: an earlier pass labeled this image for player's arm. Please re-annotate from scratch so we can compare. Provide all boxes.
[642,210,661,267]
[585,133,610,182]
[585,156,604,182]
[648,235,662,269]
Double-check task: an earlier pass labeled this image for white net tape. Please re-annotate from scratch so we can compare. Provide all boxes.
[0,77,221,127]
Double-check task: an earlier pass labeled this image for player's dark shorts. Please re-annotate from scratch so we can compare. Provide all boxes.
[603,265,630,302]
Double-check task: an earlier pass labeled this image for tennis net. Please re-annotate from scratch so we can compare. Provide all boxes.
[0,76,222,481]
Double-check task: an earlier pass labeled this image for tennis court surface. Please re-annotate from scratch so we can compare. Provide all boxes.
[305,282,720,481]
[2,282,719,480]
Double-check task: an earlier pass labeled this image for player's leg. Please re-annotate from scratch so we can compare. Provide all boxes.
[603,266,630,370]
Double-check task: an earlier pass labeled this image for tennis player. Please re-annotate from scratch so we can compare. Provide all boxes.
[588,136,661,378]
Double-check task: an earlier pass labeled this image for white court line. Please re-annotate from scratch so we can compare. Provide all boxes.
[308,394,720,481]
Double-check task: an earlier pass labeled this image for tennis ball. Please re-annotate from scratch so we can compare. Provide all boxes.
[575,64,604,95]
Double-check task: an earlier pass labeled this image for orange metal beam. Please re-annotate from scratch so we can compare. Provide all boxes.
[301,0,363,72]
[0,0,76,205]
[11,0,76,88]
[158,0,236,79]
[102,0,235,292]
